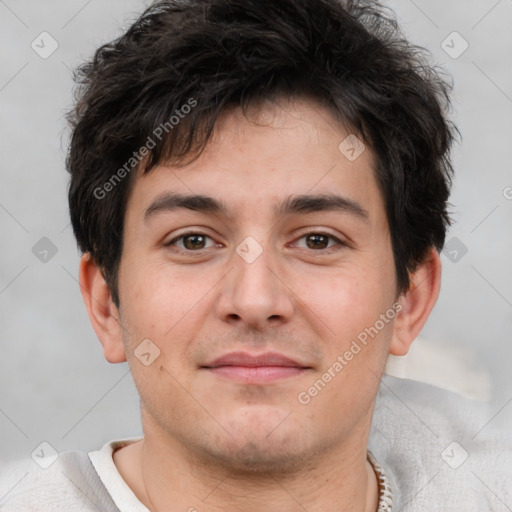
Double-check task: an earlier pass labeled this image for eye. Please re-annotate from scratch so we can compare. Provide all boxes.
[294,231,345,251]
[166,232,217,251]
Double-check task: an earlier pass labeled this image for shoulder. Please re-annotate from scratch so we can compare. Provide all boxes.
[370,376,512,510]
[0,449,120,512]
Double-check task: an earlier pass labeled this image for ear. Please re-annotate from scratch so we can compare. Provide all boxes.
[79,253,127,363]
[389,247,442,356]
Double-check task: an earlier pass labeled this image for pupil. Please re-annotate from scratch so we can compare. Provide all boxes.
[307,234,328,249]
[184,235,205,250]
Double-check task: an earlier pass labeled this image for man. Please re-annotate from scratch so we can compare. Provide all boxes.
[1,0,509,510]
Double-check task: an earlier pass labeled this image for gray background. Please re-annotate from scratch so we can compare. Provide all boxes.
[1,0,511,468]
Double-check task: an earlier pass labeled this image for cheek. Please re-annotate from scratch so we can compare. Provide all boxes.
[119,260,200,333]
[301,266,392,340]
[118,262,216,381]
[299,284,394,425]
[117,266,203,420]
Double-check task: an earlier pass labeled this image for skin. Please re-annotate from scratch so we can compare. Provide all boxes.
[80,96,441,511]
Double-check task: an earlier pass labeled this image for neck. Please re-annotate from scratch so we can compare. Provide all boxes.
[115,424,379,512]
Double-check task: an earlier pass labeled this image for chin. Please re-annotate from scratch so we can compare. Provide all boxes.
[210,438,311,474]
[195,418,319,474]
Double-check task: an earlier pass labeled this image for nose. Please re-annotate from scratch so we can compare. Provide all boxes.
[215,239,295,331]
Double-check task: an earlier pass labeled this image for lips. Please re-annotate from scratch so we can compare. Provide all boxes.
[202,352,311,384]
[205,352,308,368]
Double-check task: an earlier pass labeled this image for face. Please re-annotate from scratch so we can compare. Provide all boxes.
[115,97,400,472]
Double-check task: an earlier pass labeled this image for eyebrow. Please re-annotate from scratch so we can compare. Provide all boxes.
[144,193,226,221]
[276,194,369,222]
[144,192,369,223]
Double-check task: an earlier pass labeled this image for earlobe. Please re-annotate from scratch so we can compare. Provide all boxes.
[389,248,442,356]
[79,253,127,363]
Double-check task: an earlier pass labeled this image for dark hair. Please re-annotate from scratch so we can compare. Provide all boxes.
[67,0,457,308]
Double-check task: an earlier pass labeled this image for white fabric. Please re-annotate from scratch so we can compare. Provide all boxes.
[369,376,511,511]
[0,449,120,511]
[1,376,510,511]
[88,437,148,512]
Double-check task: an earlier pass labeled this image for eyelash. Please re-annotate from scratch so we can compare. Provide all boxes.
[165,230,346,254]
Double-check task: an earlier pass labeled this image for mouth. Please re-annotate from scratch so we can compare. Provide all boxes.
[201,351,312,384]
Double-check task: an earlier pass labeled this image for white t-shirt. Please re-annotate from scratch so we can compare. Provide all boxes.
[0,439,391,511]
[1,376,510,511]
[89,437,149,511]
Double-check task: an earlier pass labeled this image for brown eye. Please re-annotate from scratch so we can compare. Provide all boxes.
[305,233,330,249]
[295,232,343,251]
[167,233,216,251]
[182,234,207,250]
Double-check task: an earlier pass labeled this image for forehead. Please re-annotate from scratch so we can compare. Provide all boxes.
[125,97,384,226]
